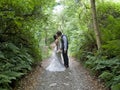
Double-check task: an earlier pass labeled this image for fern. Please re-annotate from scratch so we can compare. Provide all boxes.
[99,71,114,81]
[0,88,8,90]
[0,42,34,89]
[102,40,120,57]
[0,51,5,59]
[0,71,24,84]
[112,75,120,85]
[111,83,120,90]
[0,0,52,89]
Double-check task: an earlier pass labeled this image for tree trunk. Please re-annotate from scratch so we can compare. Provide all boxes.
[45,29,47,45]
[90,0,101,50]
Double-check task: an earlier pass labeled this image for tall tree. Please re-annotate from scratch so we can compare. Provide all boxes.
[90,0,101,50]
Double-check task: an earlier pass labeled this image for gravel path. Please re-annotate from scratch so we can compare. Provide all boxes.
[15,57,105,90]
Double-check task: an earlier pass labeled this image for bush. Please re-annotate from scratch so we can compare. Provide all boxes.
[72,1,120,89]
[0,42,34,89]
[111,83,120,90]
[84,53,120,89]
[0,0,55,89]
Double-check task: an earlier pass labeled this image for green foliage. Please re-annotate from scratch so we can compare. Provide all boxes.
[84,54,120,88]
[0,0,55,89]
[99,71,114,85]
[63,1,120,89]
[85,55,120,73]
[0,42,34,89]
[97,2,120,58]
[72,31,96,62]
[113,75,120,85]
[102,40,120,57]
[111,83,120,90]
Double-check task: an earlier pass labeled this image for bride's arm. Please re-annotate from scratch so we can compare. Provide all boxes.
[55,39,58,45]
[57,38,62,53]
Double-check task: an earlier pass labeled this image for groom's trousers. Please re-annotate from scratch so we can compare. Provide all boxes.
[62,50,69,67]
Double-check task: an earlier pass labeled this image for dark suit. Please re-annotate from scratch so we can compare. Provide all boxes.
[61,35,69,67]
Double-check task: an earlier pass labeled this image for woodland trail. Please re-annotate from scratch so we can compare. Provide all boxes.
[15,57,105,90]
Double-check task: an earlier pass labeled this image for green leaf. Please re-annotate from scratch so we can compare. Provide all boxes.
[0,51,5,59]
[99,71,114,81]
[111,83,120,90]
[0,71,24,84]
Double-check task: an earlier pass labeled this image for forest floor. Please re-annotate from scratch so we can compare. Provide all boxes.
[14,57,106,90]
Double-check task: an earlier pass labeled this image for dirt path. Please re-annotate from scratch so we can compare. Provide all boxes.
[15,57,105,90]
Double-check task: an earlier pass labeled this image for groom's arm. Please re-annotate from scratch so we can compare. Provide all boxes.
[60,40,62,50]
[63,36,67,53]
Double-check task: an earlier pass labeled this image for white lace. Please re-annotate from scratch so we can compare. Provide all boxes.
[46,47,66,72]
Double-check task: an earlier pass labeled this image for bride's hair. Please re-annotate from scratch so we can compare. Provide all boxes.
[53,35,57,40]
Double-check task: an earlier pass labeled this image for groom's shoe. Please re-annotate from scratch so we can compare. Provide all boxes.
[65,65,69,68]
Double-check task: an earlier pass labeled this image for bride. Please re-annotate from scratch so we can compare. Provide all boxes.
[46,35,66,72]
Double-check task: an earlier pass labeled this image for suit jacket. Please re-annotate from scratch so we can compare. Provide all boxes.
[61,35,68,51]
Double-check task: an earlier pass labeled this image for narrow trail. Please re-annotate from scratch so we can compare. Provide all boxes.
[15,57,105,90]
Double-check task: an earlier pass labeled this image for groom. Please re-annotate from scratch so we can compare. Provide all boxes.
[56,31,69,68]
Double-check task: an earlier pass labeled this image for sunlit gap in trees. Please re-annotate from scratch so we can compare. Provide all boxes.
[53,0,64,15]
[53,5,64,15]
[56,0,62,3]
[106,0,120,3]
[52,0,65,31]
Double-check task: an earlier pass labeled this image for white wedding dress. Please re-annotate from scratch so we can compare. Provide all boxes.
[46,41,66,72]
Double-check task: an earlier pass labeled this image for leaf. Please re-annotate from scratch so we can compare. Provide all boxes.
[0,88,8,90]
[0,51,5,59]
[7,43,20,53]
[0,71,24,84]
[111,83,120,90]
[99,71,114,81]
